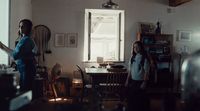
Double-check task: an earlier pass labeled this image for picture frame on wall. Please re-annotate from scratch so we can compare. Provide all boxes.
[55,33,65,47]
[178,30,192,42]
[65,33,78,47]
[139,22,155,34]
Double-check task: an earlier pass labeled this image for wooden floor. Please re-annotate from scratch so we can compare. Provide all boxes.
[18,95,184,111]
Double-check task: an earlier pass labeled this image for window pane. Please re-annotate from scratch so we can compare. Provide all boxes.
[90,38,117,61]
[0,0,9,65]
[90,11,118,61]
[84,9,124,62]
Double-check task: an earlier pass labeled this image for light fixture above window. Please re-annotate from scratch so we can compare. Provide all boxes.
[102,0,119,9]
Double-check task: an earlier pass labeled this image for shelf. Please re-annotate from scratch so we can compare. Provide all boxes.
[138,33,173,89]
[144,44,170,47]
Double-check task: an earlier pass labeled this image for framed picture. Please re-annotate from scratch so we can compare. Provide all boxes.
[66,33,78,47]
[55,33,65,47]
[178,30,192,41]
[139,22,155,34]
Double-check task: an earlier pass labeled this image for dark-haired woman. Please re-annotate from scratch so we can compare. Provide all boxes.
[0,19,37,91]
[125,41,150,111]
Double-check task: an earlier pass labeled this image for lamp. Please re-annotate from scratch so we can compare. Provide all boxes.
[102,0,119,9]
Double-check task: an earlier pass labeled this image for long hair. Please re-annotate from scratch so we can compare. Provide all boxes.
[19,19,33,36]
[132,41,146,56]
[16,19,33,46]
[131,41,148,65]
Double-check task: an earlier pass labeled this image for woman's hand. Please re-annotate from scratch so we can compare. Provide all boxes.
[0,41,13,55]
[125,73,130,87]
[0,41,6,50]
[0,41,3,49]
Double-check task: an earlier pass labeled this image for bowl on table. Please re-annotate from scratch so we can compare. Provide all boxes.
[99,63,108,68]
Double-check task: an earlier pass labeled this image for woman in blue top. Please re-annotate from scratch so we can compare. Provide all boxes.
[125,41,150,111]
[0,19,36,91]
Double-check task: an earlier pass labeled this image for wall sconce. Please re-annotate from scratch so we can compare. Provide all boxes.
[102,0,119,9]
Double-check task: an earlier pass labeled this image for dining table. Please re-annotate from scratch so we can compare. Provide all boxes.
[85,68,128,88]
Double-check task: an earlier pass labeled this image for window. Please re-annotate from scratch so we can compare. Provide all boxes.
[0,0,9,65]
[84,9,124,62]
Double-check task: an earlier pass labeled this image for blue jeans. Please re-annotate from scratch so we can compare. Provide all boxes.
[18,61,36,91]
[127,80,150,111]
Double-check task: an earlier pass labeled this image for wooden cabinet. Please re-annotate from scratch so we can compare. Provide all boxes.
[137,33,174,88]
[169,0,192,7]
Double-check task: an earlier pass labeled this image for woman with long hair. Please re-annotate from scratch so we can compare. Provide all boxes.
[0,19,37,91]
[125,41,150,111]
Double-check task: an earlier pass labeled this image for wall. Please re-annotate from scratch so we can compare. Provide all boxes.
[10,0,32,49]
[31,0,200,78]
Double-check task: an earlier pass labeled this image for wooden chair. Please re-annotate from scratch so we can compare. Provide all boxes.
[97,71,127,109]
[48,64,73,111]
[49,63,62,101]
[73,65,92,103]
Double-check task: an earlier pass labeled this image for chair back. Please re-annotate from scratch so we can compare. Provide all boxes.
[76,65,85,88]
[49,63,62,98]
[50,63,62,83]
[99,71,127,100]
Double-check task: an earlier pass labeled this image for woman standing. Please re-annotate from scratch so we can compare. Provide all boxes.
[125,41,150,111]
[0,19,36,91]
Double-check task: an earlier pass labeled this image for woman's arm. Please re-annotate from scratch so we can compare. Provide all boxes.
[140,58,150,89]
[0,41,13,55]
[125,60,132,86]
[143,58,150,81]
[125,72,130,87]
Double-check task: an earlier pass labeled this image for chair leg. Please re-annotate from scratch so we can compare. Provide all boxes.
[80,88,84,102]
[51,83,57,101]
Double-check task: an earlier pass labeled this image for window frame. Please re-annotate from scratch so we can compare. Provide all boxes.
[84,9,125,62]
